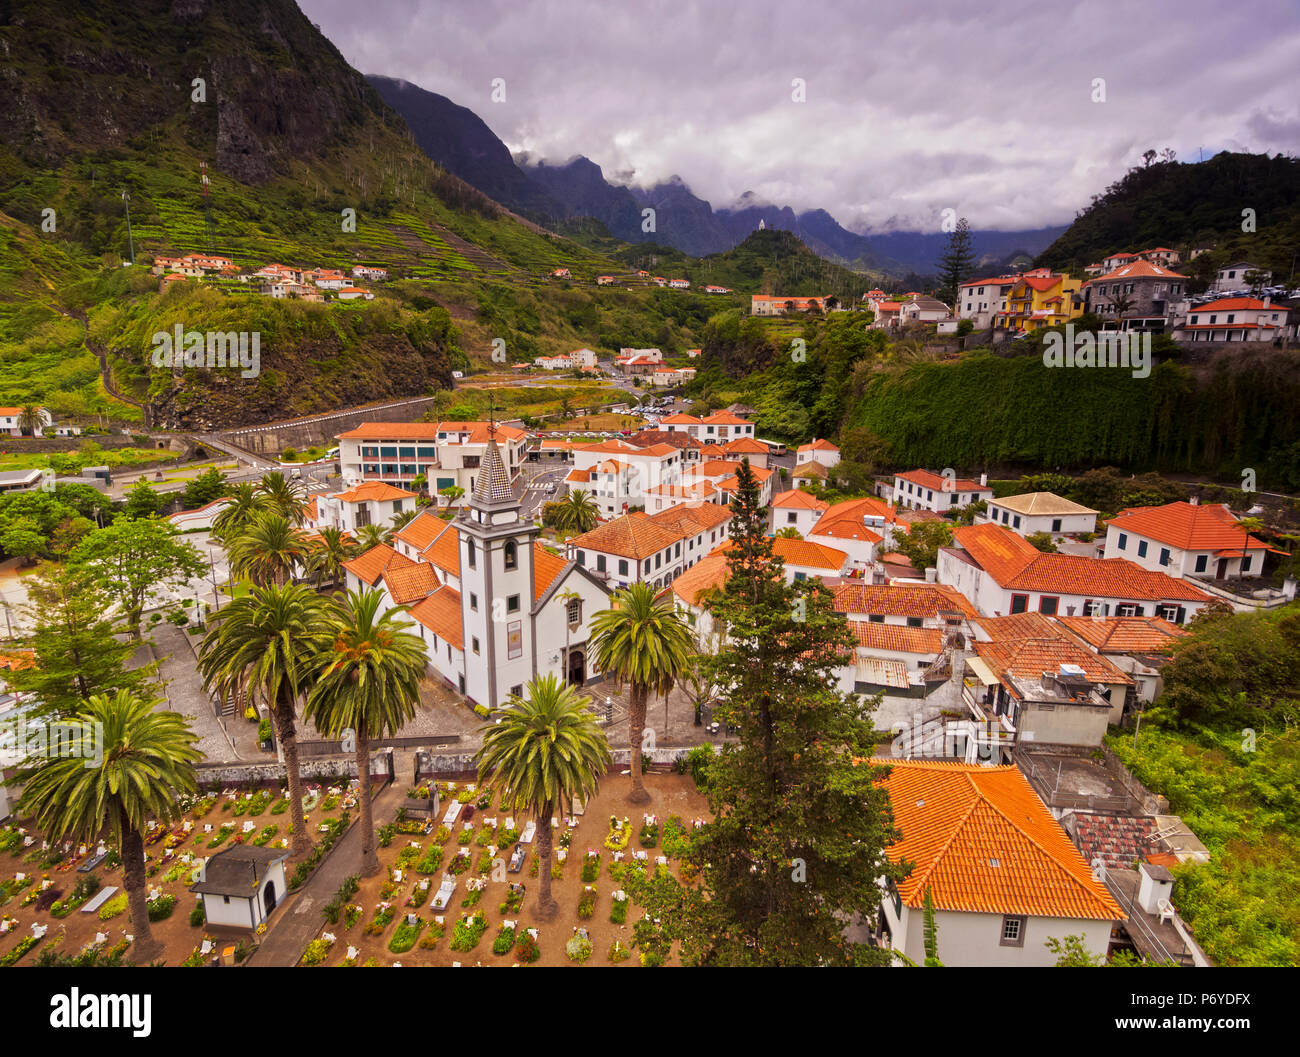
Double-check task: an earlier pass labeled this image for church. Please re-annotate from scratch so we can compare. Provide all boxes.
[341,430,613,710]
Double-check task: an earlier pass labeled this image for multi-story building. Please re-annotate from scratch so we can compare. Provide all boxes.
[1082,259,1188,333]
[1212,262,1270,293]
[992,270,1083,332]
[891,469,992,513]
[1172,297,1291,343]
[566,504,732,591]
[939,523,1211,624]
[981,492,1099,538]
[658,411,756,444]
[337,421,528,496]
[750,294,831,316]
[956,276,1019,329]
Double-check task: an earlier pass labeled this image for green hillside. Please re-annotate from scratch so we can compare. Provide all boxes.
[1036,151,1300,285]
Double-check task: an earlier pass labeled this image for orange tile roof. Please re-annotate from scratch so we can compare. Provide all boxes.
[408,586,463,648]
[772,488,829,512]
[897,469,986,493]
[797,438,840,452]
[394,510,448,551]
[714,536,848,571]
[343,544,416,586]
[721,437,768,453]
[847,621,943,654]
[1188,297,1281,314]
[955,523,1210,602]
[424,521,460,578]
[0,649,36,672]
[697,459,772,480]
[1054,615,1187,653]
[336,421,525,442]
[878,761,1123,920]
[792,461,828,479]
[975,612,1132,685]
[833,582,978,619]
[565,468,592,483]
[570,514,680,559]
[533,543,567,597]
[382,562,440,604]
[702,411,752,425]
[332,481,417,504]
[648,502,733,536]
[1084,259,1187,285]
[671,553,730,606]
[659,414,703,425]
[811,497,896,540]
[1106,501,1271,552]
[574,439,644,455]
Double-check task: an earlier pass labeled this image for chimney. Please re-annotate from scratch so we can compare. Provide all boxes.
[1263,296,1271,309]
[925,567,937,584]
[979,473,988,487]
[1189,495,1199,506]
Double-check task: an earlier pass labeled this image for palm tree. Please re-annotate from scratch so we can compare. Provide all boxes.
[589,582,696,803]
[354,522,393,550]
[476,674,610,920]
[391,509,418,531]
[553,490,599,535]
[18,404,43,436]
[307,526,357,590]
[256,471,307,525]
[227,512,310,586]
[212,482,264,544]
[305,589,426,875]
[18,690,199,963]
[198,582,334,858]
[1234,516,1265,581]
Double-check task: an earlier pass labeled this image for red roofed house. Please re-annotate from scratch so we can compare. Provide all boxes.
[872,760,1123,966]
[1172,296,1291,343]
[1083,259,1188,333]
[750,294,831,316]
[892,469,993,513]
[807,496,896,567]
[940,522,1211,624]
[795,437,840,471]
[1102,500,1282,582]
[769,488,829,537]
[568,505,733,591]
[957,275,1020,329]
[310,481,417,534]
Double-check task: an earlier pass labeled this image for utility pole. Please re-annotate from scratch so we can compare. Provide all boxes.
[121,190,134,264]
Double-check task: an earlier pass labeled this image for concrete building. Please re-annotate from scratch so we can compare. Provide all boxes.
[982,492,1098,538]
[891,469,992,513]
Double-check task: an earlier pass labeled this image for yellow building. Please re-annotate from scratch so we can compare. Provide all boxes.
[993,269,1083,332]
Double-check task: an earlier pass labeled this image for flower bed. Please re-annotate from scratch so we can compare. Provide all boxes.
[448,849,471,875]
[580,850,601,883]
[499,883,525,914]
[492,923,516,955]
[415,846,444,874]
[449,911,488,952]
[388,916,425,954]
[610,890,629,925]
[147,893,177,921]
[364,903,394,936]
[604,815,632,851]
[608,939,630,963]
[577,886,598,919]
[0,935,39,967]
[97,893,128,921]
[515,930,540,963]
[638,814,660,848]
[565,930,593,963]
[301,935,334,966]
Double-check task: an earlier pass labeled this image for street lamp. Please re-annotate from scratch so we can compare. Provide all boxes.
[208,546,221,613]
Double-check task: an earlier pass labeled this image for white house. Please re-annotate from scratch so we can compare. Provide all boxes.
[190,846,289,930]
[1054,614,1188,704]
[796,438,840,470]
[769,489,830,536]
[307,481,417,534]
[892,469,992,513]
[0,405,51,437]
[337,420,528,496]
[940,522,1211,624]
[567,505,733,591]
[873,760,1123,967]
[335,286,374,301]
[1102,500,1275,581]
[806,496,896,568]
[352,265,388,281]
[982,492,1098,538]
[1173,297,1288,343]
[1212,262,1270,293]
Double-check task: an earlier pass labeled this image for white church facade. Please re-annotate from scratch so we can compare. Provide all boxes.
[342,430,612,709]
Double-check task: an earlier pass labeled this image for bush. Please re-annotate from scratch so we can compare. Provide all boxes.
[147,894,177,921]
[388,917,425,954]
[565,932,593,963]
[515,931,540,963]
[300,938,333,966]
[98,893,128,921]
[449,911,488,952]
[492,924,517,955]
[190,904,206,927]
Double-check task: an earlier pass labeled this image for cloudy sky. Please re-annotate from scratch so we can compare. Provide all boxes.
[301,0,1300,233]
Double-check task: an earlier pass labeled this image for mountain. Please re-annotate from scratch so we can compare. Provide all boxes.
[523,154,644,235]
[1035,152,1300,280]
[0,0,626,428]
[365,75,566,221]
